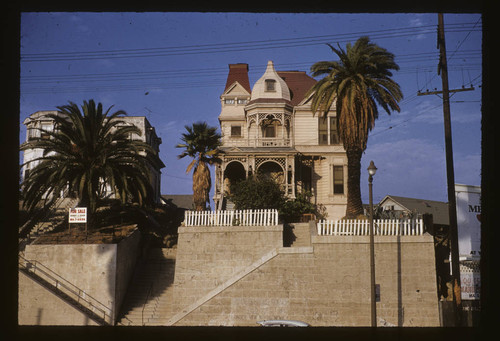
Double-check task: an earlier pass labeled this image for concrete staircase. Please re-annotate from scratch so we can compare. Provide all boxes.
[28,197,78,240]
[224,198,235,211]
[118,248,176,326]
[289,222,312,247]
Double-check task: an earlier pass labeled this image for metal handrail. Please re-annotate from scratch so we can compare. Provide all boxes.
[19,254,113,324]
[142,282,153,326]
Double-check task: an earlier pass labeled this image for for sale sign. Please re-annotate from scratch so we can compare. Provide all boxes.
[69,207,87,223]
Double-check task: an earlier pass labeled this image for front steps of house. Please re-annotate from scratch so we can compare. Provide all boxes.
[118,248,176,326]
[288,222,312,247]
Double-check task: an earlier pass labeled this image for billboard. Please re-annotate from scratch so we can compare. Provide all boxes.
[455,184,481,258]
[455,184,481,301]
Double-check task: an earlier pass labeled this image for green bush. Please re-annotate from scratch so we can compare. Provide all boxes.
[227,175,286,210]
[279,191,316,223]
[227,176,326,223]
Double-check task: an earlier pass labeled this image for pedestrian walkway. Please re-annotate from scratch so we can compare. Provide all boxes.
[118,248,176,326]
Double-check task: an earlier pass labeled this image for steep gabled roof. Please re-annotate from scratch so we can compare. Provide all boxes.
[224,63,251,93]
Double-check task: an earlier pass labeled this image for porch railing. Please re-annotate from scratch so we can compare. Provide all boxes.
[317,218,424,236]
[184,209,279,227]
[248,138,291,147]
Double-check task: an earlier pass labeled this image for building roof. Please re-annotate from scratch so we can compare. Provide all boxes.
[222,62,317,108]
[161,194,194,210]
[379,195,449,225]
[277,70,317,106]
[250,61,291,103]
[224,63,251,93]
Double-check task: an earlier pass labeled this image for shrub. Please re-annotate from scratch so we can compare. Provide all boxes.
[227,175,286,210]
[227,176,326,223]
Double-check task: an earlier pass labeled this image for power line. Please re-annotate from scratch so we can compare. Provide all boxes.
[21,23,480,62]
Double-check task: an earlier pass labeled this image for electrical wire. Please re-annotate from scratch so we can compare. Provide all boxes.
[21,23,481,62]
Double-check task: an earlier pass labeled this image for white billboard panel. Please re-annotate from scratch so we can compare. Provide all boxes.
[455,184,481,258]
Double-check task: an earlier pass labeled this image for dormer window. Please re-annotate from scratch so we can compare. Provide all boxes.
[265,79,276,92]
[224,99,235,104]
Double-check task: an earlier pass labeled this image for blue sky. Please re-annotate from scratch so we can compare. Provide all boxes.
[19,12,482,204]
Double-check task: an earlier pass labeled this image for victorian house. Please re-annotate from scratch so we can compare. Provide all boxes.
[21,111,165,204]
[214,61,348,220]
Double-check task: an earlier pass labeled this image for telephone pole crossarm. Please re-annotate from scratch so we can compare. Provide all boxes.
[417,86,475,96]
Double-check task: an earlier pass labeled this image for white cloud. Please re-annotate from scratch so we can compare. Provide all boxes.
[408,14,424,27]
[362,137,480,203]
[362,138,448,202]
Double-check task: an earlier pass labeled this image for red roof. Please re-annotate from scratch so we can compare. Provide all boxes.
[223,64,317,106]
[277,71,317,106]
[224,64,251,93]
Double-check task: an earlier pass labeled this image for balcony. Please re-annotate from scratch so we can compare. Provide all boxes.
[250,138,291,148]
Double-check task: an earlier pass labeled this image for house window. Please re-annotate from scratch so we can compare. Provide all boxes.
[264,125,275,138]
[319,117,328,145]
[237,99,248,104]
[24,168,30,180]
[318,116,340,145]
[224,99,235,104]
[329,117,340,144]
[231,125,242,137]
[27,127,39,141]
[40,122,53,139]
[265,79,276,92]
[333,165,344,194]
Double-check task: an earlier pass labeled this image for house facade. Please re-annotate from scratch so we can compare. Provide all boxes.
[21,111,165,204]
[214,61,347,220]
[377,195,449,225]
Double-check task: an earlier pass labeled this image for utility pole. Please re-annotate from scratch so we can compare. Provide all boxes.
[418,13,472,327]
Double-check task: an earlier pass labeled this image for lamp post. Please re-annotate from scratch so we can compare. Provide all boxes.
[368,160,378,327]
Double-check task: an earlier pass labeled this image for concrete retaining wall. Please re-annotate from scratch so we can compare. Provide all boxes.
[171,226,440,327]
[171,225,283,312]
[18,228,141,325]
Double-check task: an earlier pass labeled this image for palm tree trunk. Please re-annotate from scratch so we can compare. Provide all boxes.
[193,161,211,211]
[345,147,364,218]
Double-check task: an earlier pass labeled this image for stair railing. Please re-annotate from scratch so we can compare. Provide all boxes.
[19,255,113,325]
[142,282,153,326]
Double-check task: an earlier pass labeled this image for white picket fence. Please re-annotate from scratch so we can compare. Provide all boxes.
[184,209,279,227]
[317,218,424,236]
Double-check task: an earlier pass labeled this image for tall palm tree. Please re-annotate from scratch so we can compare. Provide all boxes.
[21,100,155,223]
[176,122,221,211]
[306,36,403,218]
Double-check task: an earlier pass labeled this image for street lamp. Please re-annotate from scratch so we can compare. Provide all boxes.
[368,160,377,327]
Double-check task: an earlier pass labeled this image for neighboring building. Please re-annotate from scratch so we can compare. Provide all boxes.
[21,111,165,204]
[377,195,449,226]
[214,61,347,220]
[160,194,194,211]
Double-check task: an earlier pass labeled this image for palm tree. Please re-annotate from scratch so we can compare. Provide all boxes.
[176,122,222,211]
[306,36,403,218]
[21,100,155,224]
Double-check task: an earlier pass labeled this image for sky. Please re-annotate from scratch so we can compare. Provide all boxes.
[19,12,482,205]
